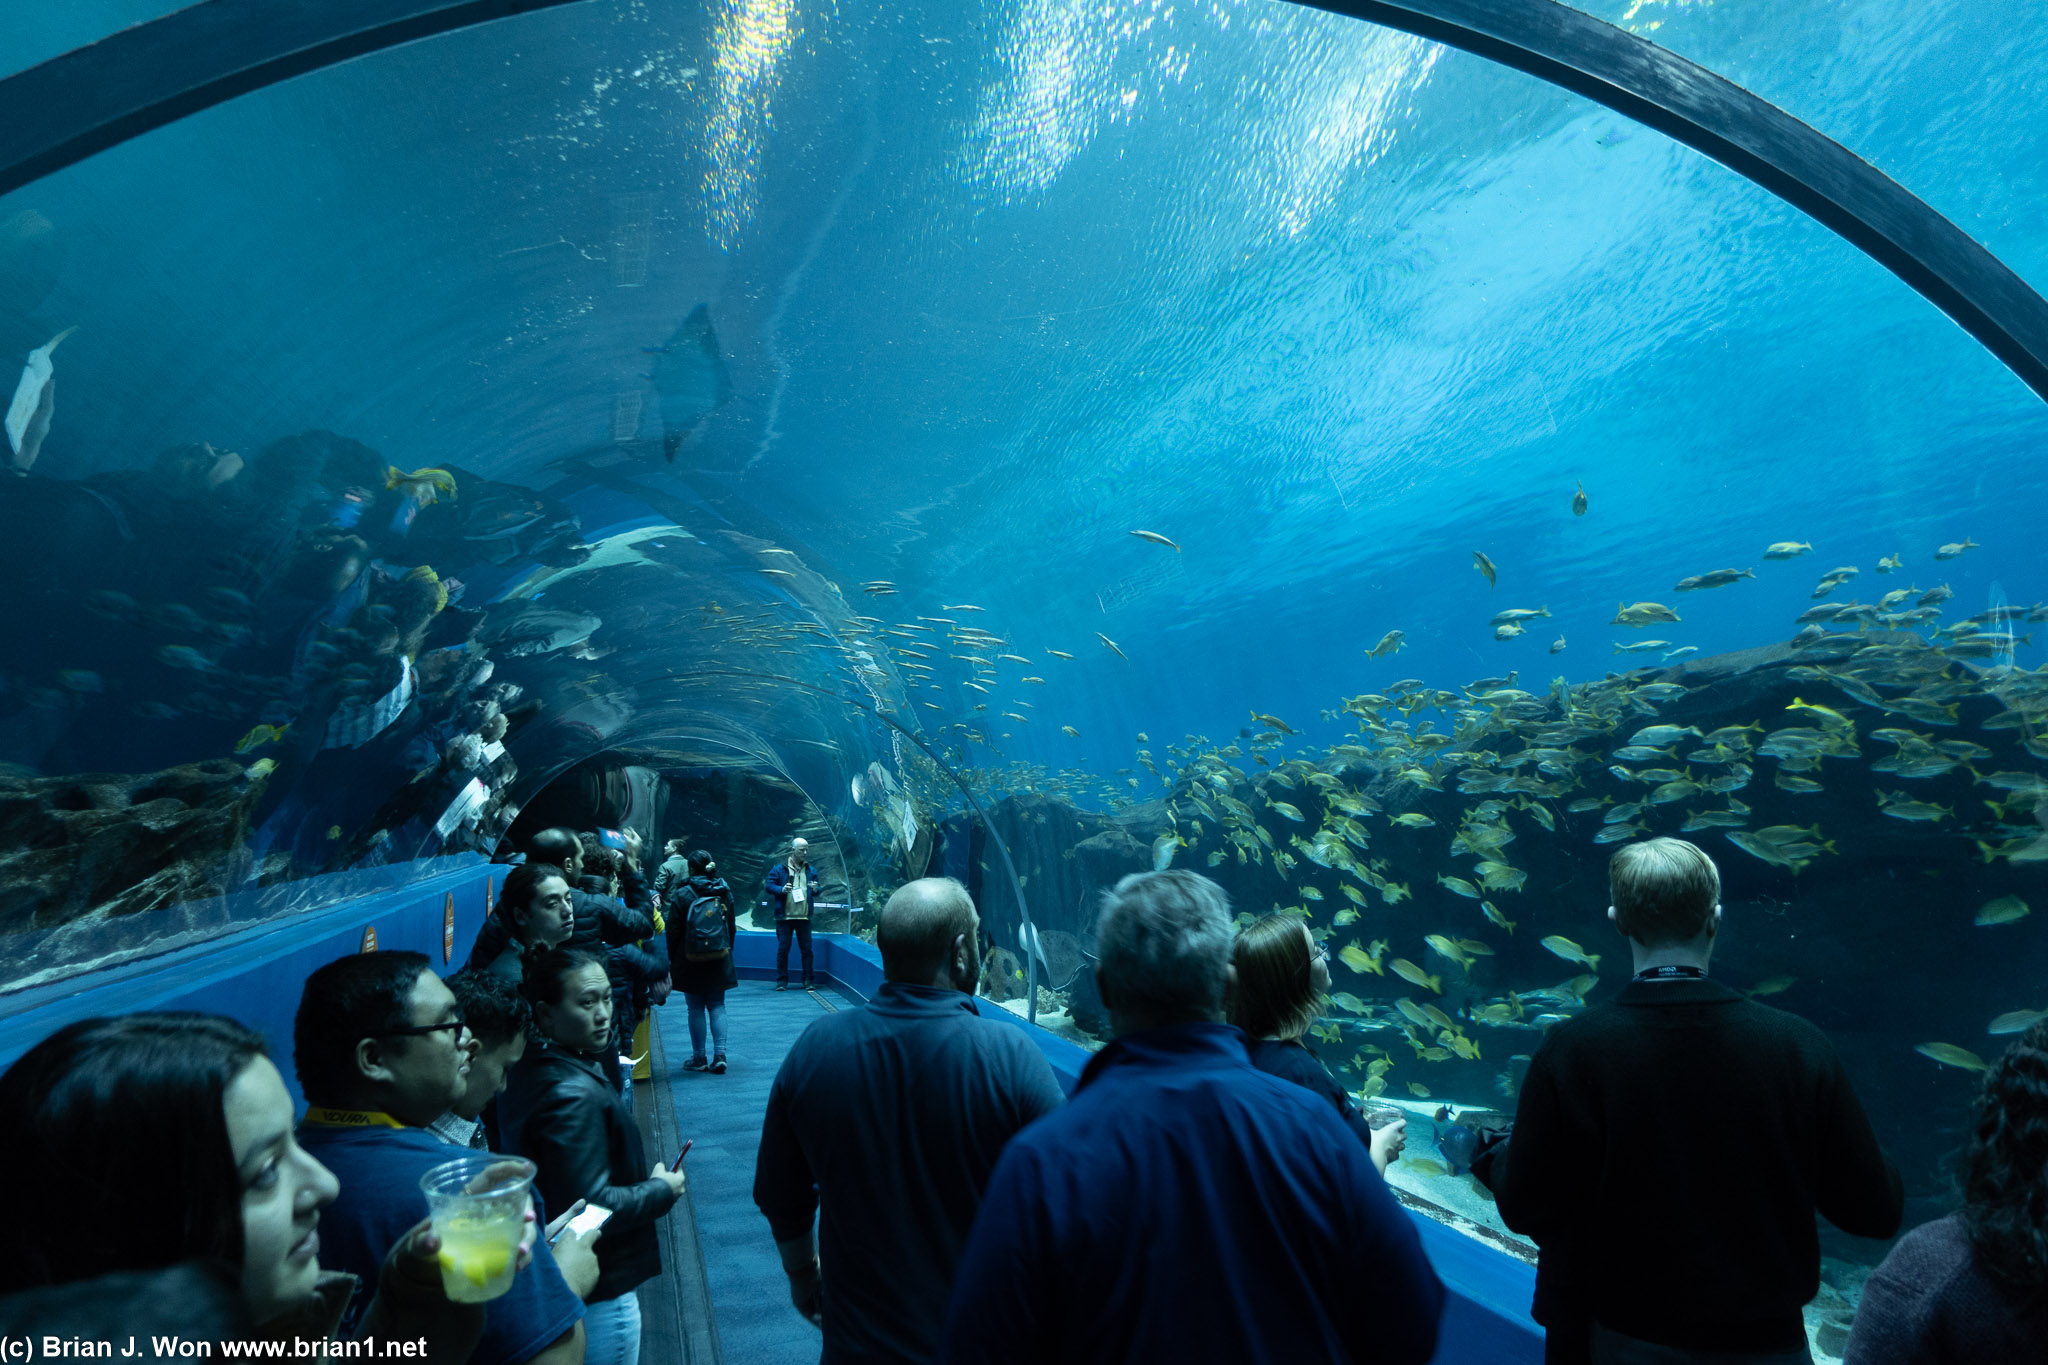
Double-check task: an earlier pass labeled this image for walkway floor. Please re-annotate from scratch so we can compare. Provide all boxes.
[651,979,847,1365]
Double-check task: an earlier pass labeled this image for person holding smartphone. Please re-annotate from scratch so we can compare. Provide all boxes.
[501,948,687,1365]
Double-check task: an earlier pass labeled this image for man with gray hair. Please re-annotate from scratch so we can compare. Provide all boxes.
[765,836,818,990]
[1474,838,1900,1365]
[937,870,1443,1364]
[754,877,1064,1363]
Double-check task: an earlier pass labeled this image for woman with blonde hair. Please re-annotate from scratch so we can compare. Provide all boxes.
[1231,913,1405,1174]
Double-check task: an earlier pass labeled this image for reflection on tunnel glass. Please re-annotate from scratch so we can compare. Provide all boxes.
[3,1,2048,1359]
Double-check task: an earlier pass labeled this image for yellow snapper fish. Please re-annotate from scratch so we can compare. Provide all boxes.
[1976,895,2030,926]
[1268,801,1305,822]
[1934,537,1979,560]
[1473,550,1498,588]
[1481,901,1517,934]
[384,465,459,505]
[1540,935,1601,972]
[1304,886,1328,902]
[1391,813,1436,829]
[235,722,290,753]
[246,758,278,780]
[1369,630,1406,658]
[1391,958,1443,994]
[1425,934,1475,970]
[1611,601,1681,628]
[1436,873,1481,900]
[1876,554,1902,573]
[1915,1042,1987,1071]
[1339,941,1386,975]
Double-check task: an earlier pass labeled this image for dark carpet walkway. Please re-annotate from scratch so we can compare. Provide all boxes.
[653,981,844,1365]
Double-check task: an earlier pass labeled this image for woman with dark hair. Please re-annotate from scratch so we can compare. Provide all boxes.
[501,949,686,1365]
[1231,914,1405,1175]
[466,863,574,982]
[1844,1020,2048,1362]
[667,850,737,1075]
[0,1012,487,1360]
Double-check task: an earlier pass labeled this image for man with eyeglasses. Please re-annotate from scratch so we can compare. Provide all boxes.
[294,951,590,1365]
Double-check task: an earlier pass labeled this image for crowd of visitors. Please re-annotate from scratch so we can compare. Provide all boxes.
[4,833,2046,1365]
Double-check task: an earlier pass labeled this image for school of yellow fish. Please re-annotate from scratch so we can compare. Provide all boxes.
[691,522,2044,1103]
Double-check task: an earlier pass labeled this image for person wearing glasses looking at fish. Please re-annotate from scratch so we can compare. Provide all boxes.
[1473,838,1901,1365]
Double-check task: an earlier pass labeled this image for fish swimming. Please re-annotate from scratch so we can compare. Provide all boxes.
[1877,554,1902,573]
[1391,958,1443,994]
[1673,568,1754,592]
[1495,622,1525,641]
[384,465,458,506]
[1490,608,1550,625]
[1976,895,2030,926]
[1096,632,1127,660]
[1934,538,1979,560]
[1572,481,1587,516]
[1763,541,1813,560]
[1130,529,1181,552]
[1368,630,1406,658]
[1151,833,1178,872]
[647,304,733,461]
[5,325,77,470]
[1473,551,1497,588]
[1612,601,1681,627]
[1540,935,1601,972]
[1915,1042,1986,1071]
[1550,636,1567,654]
[1046,649,1075,659]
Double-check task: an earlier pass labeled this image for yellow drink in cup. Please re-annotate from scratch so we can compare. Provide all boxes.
[421,1156,536,1304]
[435,1210,522,1302]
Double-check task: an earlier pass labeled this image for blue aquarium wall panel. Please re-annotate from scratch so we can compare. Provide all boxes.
[0,855,498,1102]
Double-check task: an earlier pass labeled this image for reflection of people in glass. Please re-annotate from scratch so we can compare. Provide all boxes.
[766,837,815,990]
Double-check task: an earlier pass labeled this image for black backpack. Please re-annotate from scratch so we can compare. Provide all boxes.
[682,891,731,962]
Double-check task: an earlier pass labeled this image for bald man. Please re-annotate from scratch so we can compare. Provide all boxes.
[753,879,1065,1364]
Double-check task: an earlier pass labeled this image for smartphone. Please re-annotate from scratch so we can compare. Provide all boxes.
[673,1139,692,1166]
[596,827,627,850]
[563,1205,613,1240]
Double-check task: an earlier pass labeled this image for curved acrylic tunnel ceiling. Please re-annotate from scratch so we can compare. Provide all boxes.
[0,0,2045,911]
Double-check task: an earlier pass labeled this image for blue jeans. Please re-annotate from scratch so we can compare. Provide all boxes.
[583,1289,642,1365]
[775,918,813,985]
[686,989,728,1058]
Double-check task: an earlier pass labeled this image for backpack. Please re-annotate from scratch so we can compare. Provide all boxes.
[682,893,731,962]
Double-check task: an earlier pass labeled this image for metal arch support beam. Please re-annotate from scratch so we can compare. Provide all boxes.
[0,0,588,200]
[1290,0,2048,404]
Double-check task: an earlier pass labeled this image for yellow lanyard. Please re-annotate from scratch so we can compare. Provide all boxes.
[302,1106,405,1129]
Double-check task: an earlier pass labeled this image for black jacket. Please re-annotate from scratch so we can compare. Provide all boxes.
[666,875,737,995]
[499,1037,678,1303]
[1476,976,1902,1353]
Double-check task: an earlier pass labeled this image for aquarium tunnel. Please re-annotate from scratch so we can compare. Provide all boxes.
[1,0,2046,1361]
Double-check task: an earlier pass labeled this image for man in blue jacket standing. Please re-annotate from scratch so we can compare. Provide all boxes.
[936,869,1444,1365]
[764,837,816,991]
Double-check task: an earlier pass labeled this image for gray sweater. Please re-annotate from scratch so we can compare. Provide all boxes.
[1844,1213,2048,1364]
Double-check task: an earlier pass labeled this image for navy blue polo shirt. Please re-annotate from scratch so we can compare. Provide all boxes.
[299,1120,585,1365]
[937,1022,1444,1365]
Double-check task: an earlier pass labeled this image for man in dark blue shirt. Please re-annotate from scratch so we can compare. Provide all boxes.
[754,878,1065,1364]
[936,870,1444,1365]
[293,950,588,1365]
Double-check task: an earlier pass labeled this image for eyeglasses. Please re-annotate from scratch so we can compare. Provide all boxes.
[372,1012,468,1041]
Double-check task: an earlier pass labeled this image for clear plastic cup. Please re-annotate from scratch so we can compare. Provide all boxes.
[420,1155,534,1303]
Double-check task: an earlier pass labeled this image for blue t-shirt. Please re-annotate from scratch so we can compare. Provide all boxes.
[298,1121,585,1365]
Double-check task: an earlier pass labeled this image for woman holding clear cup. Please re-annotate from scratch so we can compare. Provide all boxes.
[0,1012,524,1360]
[1231,914,1408,1175]
[501,948,685,1365]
